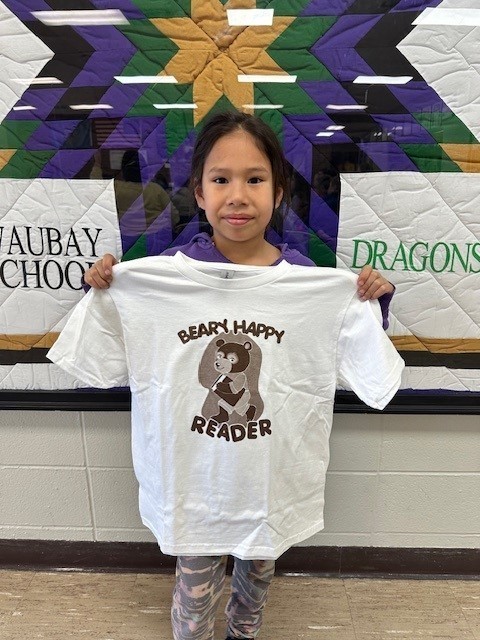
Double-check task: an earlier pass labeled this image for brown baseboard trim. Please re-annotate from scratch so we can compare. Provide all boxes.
[0,540,479,578]
[278,546,480,579]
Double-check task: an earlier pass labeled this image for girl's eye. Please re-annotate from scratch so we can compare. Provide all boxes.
[213,177,227,184]
[248,177,263,184]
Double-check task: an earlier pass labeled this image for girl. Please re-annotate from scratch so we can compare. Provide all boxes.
[84,114,394,327]
[80,112,396,640]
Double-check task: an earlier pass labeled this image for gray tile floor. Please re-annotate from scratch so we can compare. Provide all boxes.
[0,569,478,639]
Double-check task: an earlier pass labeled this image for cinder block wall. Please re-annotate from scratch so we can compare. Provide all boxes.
[0,410,479,547]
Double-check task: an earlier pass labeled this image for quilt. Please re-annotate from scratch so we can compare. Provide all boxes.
[0,0,479,397]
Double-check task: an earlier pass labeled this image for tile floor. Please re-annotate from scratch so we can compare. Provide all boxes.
[0,569,478,640]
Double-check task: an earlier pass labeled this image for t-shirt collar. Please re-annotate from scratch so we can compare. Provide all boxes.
[172,252,291,289]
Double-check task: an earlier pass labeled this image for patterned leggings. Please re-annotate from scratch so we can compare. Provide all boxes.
[171,555,276,640]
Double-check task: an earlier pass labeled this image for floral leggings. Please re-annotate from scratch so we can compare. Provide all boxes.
[171,555,276,640]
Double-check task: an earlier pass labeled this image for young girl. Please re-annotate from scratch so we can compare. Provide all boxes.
[84,113,394,326]
[56,112,399,640]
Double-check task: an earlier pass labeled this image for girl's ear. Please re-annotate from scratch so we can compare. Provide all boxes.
[194,184,205,210]
[275,187,284,210]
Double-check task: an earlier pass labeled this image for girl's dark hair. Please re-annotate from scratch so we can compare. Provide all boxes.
[190,111,291,209]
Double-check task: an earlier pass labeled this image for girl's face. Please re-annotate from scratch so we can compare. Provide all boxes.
[194,130,283,248]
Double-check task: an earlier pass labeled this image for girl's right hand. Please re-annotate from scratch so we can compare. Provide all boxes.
[83,254,118,289]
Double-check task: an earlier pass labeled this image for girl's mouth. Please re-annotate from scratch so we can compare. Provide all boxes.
[224,216,252,226]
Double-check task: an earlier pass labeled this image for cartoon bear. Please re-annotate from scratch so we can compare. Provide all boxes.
[198,332,264,426]
[209,339,256,424]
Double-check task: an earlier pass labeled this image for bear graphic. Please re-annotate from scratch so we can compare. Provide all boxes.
[198,333,263,426]
[211,339,254,424]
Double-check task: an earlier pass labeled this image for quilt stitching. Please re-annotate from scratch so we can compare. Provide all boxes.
[341,174,480,337]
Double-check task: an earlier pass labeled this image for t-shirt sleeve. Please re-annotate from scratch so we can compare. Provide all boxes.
[336,294,404,410]
[47,289,128,389]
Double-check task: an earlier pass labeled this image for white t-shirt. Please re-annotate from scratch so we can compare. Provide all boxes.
[48,253,404,560]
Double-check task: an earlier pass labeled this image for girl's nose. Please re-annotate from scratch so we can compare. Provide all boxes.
[227,181,247,205]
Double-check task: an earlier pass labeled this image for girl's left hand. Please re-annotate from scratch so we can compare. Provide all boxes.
[357,265,394,300]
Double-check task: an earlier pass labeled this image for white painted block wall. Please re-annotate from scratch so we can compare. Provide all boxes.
[0,410,479,547]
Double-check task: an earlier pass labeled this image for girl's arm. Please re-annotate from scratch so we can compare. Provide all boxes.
[357,264,395,330]
[357,264,394,301]
[83,254,118,290]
